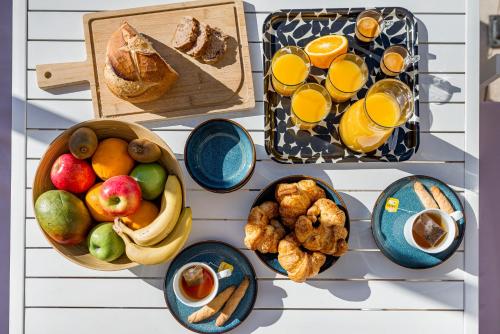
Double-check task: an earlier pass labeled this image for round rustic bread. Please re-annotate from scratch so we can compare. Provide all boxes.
[104,22,179,103]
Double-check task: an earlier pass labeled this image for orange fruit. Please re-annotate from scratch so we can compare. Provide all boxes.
[91,138,134,180]
[305,35,349,69]
[122,200,159,230]
[85,182,115,222]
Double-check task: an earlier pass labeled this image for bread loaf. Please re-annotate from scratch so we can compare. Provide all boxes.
[104,22,179,103]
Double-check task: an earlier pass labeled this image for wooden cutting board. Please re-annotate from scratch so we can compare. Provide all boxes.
[35,0,254,123]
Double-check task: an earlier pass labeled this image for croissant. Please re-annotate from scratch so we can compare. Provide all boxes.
[245,201,286,253]
[295,198,348,255]
[278,233,326,282]
[275,179,326,228]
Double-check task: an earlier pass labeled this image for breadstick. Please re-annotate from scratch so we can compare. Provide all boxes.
[430,186,454,214]
[215,277,250,327]
[413,181,439,209]
[187,286,236,323]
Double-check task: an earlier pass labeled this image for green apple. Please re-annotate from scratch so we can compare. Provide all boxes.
[87,223,125,262]
[130,163,167,200]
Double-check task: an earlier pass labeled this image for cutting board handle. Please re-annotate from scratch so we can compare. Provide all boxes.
[36,61,91,90]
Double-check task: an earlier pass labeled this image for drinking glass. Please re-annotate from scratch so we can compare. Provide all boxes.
[271,46,311,96]
[291,83,332,129]
[325,53,368,103]
[355,9,393,43]
[380,45,420,76]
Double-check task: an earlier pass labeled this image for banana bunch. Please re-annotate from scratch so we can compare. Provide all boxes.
[113,175,192,265]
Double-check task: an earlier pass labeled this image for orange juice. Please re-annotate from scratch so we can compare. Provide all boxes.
[339,92,401,153]
[326,55,368,102]
[356,16,381,42]
[271,50,310,96]
[381,52,405,76]
[291,83,332,128]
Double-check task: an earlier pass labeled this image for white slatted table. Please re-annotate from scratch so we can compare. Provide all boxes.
[10,1,479,333]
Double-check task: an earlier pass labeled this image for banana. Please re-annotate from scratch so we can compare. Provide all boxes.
[119,175,183,246]
[114,207,192,265]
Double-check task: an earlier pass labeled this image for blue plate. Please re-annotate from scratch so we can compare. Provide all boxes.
[185,119,256,192]
[164,241,257,334]
[252,175,350,276]
[372,175,466,269]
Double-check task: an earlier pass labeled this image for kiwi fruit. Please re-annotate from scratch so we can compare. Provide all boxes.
[68,127,98,159]
[128,138,162,163]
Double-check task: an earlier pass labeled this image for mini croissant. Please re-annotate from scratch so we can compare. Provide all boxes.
[275,180,326,228]
[245,201,286,253]
[278,233,326,283]
[296,198,348,256]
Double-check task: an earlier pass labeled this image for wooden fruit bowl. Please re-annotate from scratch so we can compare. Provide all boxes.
[32,119,186,271]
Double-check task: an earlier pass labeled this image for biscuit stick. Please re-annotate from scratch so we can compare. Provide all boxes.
[430,186,454,214]
[215,277,250,327]
[414,181,439,209]
[187,286,236,323]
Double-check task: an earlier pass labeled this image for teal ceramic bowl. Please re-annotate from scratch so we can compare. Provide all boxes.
[185,119,256,193]
[371,175,466,269]
[251,175,350,276]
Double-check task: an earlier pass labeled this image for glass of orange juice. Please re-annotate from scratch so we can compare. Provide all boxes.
[380,45,420,76]
[325,53,368,103]
[271,46,311,96]
[339,79,414,153]
[291,83,332,129]
[355,9,391,43]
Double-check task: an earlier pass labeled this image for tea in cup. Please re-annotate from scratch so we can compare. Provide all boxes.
[173,262,232,307]
[380,45,420,76]
[355,9,392,42]
[403,209,462,253]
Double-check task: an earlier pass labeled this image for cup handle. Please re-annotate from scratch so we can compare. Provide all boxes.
[405,55,421,67]
[217,269,232,279]
[450,211,463,221]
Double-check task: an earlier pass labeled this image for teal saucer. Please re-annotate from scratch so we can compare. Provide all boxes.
[164,241,257,334]
[372,175,465,269]
[185,119,256,193]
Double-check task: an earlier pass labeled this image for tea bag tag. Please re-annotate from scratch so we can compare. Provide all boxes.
[385,198,399,213]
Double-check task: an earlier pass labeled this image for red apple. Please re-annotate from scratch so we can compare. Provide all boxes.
[99,175,142,217]
[50,153,96,193]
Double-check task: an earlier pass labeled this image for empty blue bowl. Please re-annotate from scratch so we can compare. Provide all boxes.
[185,119,256,192]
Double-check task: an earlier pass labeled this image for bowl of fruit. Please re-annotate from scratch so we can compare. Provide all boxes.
[32,119,192,271]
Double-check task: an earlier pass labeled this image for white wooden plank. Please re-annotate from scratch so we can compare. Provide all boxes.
[25,308,464,334]
[26,99,465,132]
[26,188,465,221]
[25,278,463,309]
[27,70,467,104]
[25,129,466,162]
[25,158,466,192]
[24,247,465,280]
[27,12,465,43]
[27,41,466,73]
[28,0,466,13]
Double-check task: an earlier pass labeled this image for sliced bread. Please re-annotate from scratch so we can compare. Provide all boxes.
[202,27,228,64]
[172,16,200,51]
[186,23,212,57]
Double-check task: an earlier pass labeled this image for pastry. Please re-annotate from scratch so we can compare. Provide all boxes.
[278,233,326,283]
[202,27,228,64]
[172,16,200,51]
[275,179,326,228]
[104,22,179,103]
[430,186,454,214]
[244,201,285,253]
[414,181,439,209]
[215,277,250,327]
[295,199,348,255]
[187,286,236,323]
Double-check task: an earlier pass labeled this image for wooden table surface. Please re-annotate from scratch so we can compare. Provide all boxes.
[10,0,479,333]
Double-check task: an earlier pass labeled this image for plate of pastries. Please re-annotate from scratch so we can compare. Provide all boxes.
[244,175,349,282]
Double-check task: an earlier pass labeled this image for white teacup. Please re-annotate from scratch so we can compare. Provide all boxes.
[403,208,462,254]
[173,262,232,307]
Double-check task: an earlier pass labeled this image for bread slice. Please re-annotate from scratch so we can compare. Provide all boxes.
[202,27,228,64]
[186,23,212,58]
[172,16,200,51]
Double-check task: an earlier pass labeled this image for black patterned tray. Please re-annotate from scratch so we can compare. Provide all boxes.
[262,7,419,164]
